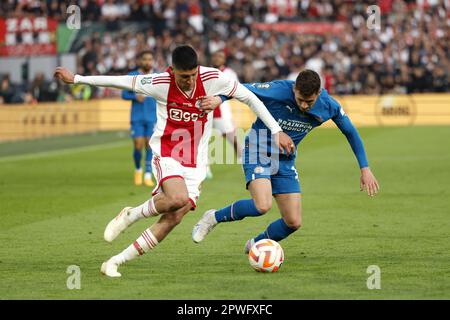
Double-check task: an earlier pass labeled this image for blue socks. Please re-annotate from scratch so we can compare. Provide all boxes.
[254,218,297,242]
[133,148,153,174]
[145,147,153,174]
[214,199,298,243]
[133,149,142,170]
[215,199,262,222]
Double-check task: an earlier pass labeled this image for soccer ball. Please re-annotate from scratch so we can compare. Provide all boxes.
[248,239,284,272]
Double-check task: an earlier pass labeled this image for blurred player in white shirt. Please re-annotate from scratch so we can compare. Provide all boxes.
[207,50,243,178]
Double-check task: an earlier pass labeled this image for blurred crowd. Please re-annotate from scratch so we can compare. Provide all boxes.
[0,0,449,104]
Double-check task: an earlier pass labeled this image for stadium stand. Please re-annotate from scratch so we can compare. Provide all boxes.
[0,0,448,105]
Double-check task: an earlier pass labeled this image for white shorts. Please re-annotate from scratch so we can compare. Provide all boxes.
[151,156,206,209]
[213,101,236,135]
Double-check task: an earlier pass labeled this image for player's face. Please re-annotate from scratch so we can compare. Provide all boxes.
[140,54,153,73]
[212,52,225,68]
[173,67,198,92]
[294,88,319,112]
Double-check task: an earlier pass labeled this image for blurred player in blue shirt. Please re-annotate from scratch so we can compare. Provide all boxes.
[192,70,380,252]
[122,50,157,186]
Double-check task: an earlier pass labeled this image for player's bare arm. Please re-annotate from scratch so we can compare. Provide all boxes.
[54,67,75,84]
[274,132,295,156]
[360,167,380,197]
[198,96,223,113]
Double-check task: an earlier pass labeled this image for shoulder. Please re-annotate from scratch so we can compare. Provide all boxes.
[149,72,171,84]
[199,66,221,82]
[319,89,340,108]
[273,80,295,92]
[134,72,171,88]
[133,72,170,97]
[222,67,238,80]
[249,80,293,90]
[247,80,294,98]
[316,89,343,118]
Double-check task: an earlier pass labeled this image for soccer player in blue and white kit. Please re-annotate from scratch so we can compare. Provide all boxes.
[192,69,380,252]
[122,50,157,186]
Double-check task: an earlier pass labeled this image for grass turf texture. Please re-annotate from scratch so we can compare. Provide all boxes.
[0,127,449,299]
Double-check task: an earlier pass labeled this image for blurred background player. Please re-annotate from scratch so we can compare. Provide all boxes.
[192,69,379,251]
[207,50,243,179]
[122,50,157,186]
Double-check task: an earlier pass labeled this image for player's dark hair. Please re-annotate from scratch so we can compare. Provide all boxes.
[138,50,153,59]
[295,69,321,97]
[172,45,198,70]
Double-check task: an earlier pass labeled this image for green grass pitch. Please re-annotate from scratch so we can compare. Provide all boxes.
[0,126,449,299]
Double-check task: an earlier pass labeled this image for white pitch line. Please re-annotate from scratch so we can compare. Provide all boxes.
[0,140,129,163]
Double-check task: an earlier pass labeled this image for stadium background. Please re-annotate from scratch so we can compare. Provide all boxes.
[0,0,449,300]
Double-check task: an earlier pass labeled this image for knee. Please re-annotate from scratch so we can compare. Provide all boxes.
[255,199,272,215]
[166,211,185,226]
[168,194,190,211]
[285,217,302,230]
[134,141,143,150]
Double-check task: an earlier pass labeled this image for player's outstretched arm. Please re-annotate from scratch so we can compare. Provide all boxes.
[331,101,380,197]
[198,96,223,113]
[230,83,295,156]
[54,67,136,92]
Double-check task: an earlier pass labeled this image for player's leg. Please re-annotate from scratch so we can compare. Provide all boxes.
[250,193,301,246]
[132,122,145,185]
[104,157,190,242]
[101,201,192,277]
[192,178,272,243]
[244,162,301,253]
[102,162,202,277]
[143,123,155,186]
[216,178,272,221]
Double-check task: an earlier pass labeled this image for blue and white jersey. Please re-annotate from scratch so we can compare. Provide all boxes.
[243,80,368,168]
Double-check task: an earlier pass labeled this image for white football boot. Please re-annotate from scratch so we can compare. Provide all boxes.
[244,238,255,254]
[104,207,133,243]
[192,209,218,243]
[100,257,121,278]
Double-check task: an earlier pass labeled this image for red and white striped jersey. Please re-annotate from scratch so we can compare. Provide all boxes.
[132,66,239,168]
[74,65,282,168]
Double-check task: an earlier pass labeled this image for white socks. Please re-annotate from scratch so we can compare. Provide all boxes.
[114,228,159,265]
[127,198,159,223]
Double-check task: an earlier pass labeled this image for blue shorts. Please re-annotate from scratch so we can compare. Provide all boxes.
[130,121,155,138]
[243,156,301,195]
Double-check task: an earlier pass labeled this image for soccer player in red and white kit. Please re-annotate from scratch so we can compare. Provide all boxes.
[54,45,294,277]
